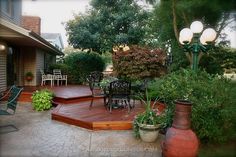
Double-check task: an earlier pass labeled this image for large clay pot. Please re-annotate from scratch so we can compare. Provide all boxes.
[162,100,199,157]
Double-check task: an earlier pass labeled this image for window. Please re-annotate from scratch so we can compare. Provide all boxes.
[6,0,13,16]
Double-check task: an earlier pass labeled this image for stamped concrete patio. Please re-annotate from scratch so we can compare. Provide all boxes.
[0,103,163,157]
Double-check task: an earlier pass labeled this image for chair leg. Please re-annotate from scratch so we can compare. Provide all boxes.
[107,99,112,113]
[110,103,112,113]
[103,96,107,107]
[89,97,94,109]
[128,100,131,113]
[0,124,19,134]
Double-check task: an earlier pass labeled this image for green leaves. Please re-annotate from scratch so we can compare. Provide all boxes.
[65,0,149,53]
[148,68,236,143]
[133,89,167,138]
[31,90,53,111]
[63,51,106,84]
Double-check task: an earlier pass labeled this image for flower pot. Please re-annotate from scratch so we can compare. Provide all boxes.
[26,76,33,81]
[139,124,160,142]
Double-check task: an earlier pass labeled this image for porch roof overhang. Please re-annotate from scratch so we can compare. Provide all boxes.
[0,18,64,56]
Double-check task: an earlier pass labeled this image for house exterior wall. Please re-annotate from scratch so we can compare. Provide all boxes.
[23,47,36,86]
[0,0,22,25]
[36,49,45,85]
[44,53,56,73]
[0,45,7,92]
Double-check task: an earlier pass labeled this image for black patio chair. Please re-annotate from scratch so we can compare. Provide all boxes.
[86,71,105,108]
[0,85,23,133]
[107,80,131,113]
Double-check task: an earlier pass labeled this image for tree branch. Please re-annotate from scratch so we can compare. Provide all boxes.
[172,0,179,42]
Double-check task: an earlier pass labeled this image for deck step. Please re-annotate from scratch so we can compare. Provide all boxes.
[19,92,32,102]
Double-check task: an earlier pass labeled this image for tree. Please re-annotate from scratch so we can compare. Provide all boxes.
[65,0,149,53]
[146,0,236,72]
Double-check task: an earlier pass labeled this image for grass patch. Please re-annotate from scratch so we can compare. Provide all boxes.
[199,139,236,157]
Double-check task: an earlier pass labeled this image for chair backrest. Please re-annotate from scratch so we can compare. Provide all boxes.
[53,69,62,75]
[109,80,131,97]
[7,85,23,113]
[40,69,45,75]
[87,71,104,91]
[90,71,103,83]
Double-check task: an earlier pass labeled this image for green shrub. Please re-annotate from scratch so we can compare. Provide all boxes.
[148,68,235,143]
[32,90,53,111]
[48,63,70,75]
[64,51,106,84]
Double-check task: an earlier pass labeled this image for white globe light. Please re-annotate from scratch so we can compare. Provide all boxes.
[179,28,193,44]
[190,21,203,33]
[200,35,207,45]
[179,36,187,45]
[0,44,6,51]
[202,28,217,42]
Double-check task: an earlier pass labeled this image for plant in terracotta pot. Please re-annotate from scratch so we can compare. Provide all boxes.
[133,90,166,142]
[25,72,34,82]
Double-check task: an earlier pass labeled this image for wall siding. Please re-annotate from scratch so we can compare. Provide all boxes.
[36,49,45,85]
[23,47,36,86]
[0,50,7,92]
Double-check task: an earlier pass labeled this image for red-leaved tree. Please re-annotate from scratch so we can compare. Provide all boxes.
[112,45,167,80]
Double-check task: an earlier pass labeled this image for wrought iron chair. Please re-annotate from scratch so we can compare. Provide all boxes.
[0,85,23,133]
[87,71,104,108]
[107,80,131,113]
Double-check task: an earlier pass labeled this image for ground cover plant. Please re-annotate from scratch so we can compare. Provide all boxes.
[148,68,236,144]
[32,90,53,111]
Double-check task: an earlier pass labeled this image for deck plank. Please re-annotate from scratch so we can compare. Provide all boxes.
[19,85,165,130]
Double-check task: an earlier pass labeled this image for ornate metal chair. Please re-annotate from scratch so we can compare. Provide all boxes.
[107,80,131,113]
[0,85,23,133]
[87,71,104,108]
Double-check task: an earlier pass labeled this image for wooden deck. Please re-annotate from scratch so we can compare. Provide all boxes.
[52,98,147,130]
[19,85,165,130]
[19,85,92,103]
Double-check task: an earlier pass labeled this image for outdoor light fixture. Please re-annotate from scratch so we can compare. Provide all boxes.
[0,44,6,51]
[179,20,217,71]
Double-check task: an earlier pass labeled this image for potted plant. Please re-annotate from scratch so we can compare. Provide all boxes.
[133,90,166,142]
[25,71,34,82]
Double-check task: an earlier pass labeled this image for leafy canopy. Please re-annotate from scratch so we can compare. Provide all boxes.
[65,0,149,53]
[146,0,236,72]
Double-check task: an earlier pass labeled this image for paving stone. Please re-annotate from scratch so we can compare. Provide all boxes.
[0,103,162,157]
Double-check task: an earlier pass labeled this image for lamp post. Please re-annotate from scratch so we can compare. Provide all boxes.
[179,21,217,71]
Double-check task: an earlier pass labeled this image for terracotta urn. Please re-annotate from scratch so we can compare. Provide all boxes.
[162,100,199,157]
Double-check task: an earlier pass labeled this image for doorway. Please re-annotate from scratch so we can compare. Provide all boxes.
[7,47,19,86]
